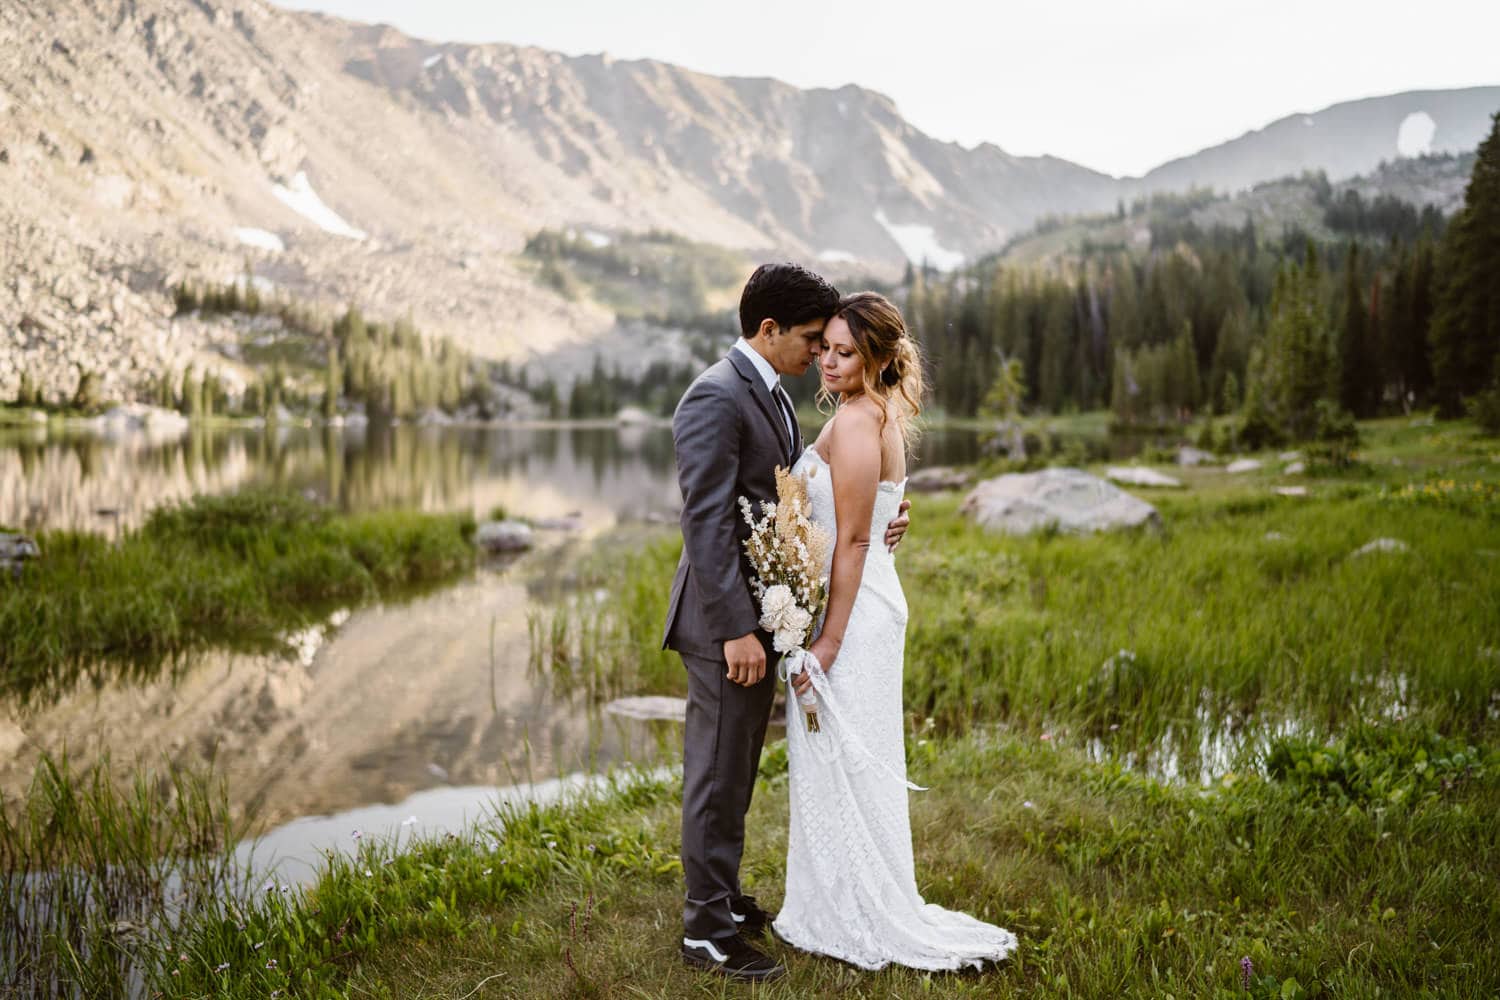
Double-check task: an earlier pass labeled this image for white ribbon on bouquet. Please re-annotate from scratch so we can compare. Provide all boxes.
[777,648,927,793]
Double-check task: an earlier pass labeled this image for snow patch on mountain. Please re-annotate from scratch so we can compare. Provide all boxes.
[271,172,367,241]
[874,209,963,271]
[233,227,285,252]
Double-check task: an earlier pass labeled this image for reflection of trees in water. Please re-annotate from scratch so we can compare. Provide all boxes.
[6,424,992,534]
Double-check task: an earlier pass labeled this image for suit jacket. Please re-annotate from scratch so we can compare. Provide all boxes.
[662,348,803,661]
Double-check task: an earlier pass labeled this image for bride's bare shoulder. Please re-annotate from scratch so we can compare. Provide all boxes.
[831,396,884,436]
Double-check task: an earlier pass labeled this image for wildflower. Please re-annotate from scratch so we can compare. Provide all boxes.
[382,857,396,866]
[1240,956,1253,989]
[1022,800,1035,809]
[1040,732,1052,741]
[586,843,597,853]
[213,962,229,973]
[266,959,278,970]
[400,815,419,827]
[363,868,373,877]
[253,941,266,951]
[482,867,493,876]
[352,829,362,840]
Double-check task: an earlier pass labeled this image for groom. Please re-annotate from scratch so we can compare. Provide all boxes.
[662,262,910,981]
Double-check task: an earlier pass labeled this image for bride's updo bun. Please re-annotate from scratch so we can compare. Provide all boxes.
[825,291,926,441]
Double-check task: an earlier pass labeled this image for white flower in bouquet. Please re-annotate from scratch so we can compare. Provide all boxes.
[759,584,796,633]
[773,629,799,654]
[782,605,812,641]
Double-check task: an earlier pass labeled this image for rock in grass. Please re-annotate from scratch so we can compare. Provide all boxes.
[1352,537,1409,557]
[1176,446,1218,467]
[0,532,40,579]
[959,468,1160,536]
[1226,458,1263,474]
[1284,460,1306,475]
[907,466,972,493]
[1275,486,1309,497]
[605,696,688,721]
[475,520,533,553]
[1105,466,1183,489]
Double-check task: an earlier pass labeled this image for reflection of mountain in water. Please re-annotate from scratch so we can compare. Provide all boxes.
[0,424,690,534]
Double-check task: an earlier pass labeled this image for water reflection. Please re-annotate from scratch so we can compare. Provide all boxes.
[0,423,994,535]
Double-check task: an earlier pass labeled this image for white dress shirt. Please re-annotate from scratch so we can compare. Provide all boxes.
[732,338,795,444]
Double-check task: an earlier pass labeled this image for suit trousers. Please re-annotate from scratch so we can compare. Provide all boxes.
[679,649,777,940]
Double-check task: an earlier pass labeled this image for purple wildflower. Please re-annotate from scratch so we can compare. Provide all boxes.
[1240,956,1253,990]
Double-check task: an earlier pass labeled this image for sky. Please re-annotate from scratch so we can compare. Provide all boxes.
[271,0,1500,178]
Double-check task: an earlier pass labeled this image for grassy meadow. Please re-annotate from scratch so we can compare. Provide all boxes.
[0,490,477,709]
[4,416,1498,997]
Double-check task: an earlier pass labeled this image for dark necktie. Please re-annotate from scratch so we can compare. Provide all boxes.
[771,382,797,455]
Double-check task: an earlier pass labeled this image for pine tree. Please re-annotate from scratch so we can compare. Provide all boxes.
[1430,111,1500,416]
[1337,243,1378,417]
[1248,248,1336,441]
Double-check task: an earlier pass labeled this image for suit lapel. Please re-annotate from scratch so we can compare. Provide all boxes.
[727,349,793,464]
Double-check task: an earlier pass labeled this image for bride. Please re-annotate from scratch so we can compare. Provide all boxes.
[773,291,1017,971]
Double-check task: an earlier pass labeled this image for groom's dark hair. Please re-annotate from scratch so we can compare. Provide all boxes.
[738,263,840,338]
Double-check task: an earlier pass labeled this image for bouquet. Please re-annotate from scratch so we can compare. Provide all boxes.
[739,467,832,731]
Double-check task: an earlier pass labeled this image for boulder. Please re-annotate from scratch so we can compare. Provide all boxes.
[91,403,188,443]
[604,695,688,722]
[1226,458,1263,474]
[1275,486,1309,497]
[475,520,533,553]
[1277,450,1303,462]
[0,532,40,579]
[1176,446,1218,467]
[907,465,972,493]
[1284,460,1306,475]
[1105,466,1183,489]
[959,468,1160,536]
[615,405,655,425]
[1352,538,1408,557]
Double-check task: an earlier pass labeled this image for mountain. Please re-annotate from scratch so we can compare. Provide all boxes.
[0,0,1495,407]
[1136,87,1500,195]
[999,152,1476,266]
[0,0,1121,405]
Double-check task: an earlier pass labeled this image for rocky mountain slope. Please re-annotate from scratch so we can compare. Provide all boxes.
[0,0,1495,406]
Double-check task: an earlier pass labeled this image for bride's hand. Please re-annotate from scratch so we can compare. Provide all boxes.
[794,636,838,694]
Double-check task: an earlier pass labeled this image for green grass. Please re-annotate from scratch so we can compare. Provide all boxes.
[7,417,1499,997]
[535,418,1500,760]
[1,752,247,998]
[0,491,478,708]
[17,724,1489,998]
[183,725,1494,999]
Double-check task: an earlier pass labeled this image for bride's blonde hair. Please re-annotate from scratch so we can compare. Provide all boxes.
[817,292,925,445]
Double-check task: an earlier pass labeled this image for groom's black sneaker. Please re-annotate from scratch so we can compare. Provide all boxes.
[731,895,775,937]
[681,933,786,982]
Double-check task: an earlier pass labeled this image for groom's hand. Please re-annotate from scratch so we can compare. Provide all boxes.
[884,499,912,551]
[724,633,766,687]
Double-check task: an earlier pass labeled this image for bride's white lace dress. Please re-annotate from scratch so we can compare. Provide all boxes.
[772,448,1017,970]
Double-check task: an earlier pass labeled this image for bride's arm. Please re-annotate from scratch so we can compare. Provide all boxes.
[803,404,882,677]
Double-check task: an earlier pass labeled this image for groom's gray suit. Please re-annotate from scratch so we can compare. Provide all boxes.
[663,346,802,941]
